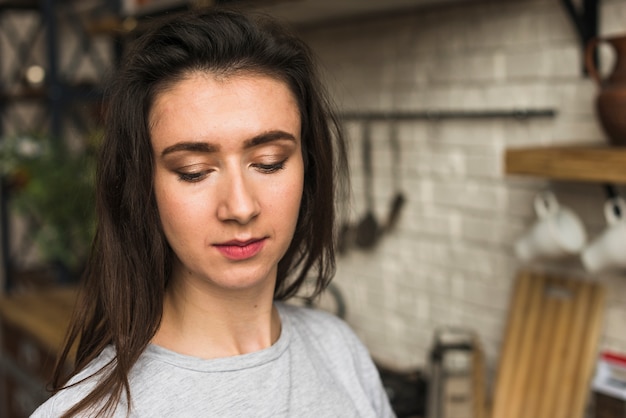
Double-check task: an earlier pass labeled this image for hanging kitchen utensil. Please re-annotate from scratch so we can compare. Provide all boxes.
[384,121,406,233]
[337,120,354,255]
[355,121,380,249]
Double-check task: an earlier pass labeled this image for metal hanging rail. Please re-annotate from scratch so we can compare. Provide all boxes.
[339,109,557,121]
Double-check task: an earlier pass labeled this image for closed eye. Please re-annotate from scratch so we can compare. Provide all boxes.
[253,160,286,174]
[177,170,211,182]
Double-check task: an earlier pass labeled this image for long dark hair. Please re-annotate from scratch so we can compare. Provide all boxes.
[51,7,347,417]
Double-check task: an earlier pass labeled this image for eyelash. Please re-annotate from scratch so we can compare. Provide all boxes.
[253,160,286,174]
[176,160,287,183]
[177,171,209,183]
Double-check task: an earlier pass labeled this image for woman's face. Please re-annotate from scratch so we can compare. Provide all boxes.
[150,72,304,294]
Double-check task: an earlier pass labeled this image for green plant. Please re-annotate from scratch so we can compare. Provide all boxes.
[1,133,98,276]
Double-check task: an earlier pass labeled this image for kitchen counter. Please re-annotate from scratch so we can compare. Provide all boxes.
[0,285,77,417]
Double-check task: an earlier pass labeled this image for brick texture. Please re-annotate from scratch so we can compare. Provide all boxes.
[299,0,626,379]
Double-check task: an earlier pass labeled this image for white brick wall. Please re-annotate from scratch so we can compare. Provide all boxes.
[299,0,626,378]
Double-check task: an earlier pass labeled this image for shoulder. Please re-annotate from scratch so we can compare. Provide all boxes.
[31,347,116,417]
[277,303,396,417]
[277,302,371,365]
[278,302,358,343]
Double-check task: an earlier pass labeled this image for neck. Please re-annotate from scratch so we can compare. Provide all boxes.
[152,276,281,359]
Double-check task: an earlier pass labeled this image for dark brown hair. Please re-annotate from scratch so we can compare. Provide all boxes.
[51,7,347,417]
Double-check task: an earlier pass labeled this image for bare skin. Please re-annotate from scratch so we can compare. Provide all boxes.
[149,72,304,359]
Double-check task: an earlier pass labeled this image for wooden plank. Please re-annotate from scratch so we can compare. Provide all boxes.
[551,279,591,418]
[491,271,606,418]
[491,271,533,417]
[505,145,626,184]
[536,277,575,418]
[0,287,77,354]
[494,274,543,418]
[523,273,557,418]
[570,283,606,418]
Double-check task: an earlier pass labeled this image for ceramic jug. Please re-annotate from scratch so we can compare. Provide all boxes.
[586,34,626,147]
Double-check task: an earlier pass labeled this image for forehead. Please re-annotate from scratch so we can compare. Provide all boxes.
[148,72,301,149]
[150,70,298,119]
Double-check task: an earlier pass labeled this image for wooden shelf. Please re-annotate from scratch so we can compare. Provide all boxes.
[0,88,47,102]
[0,286,77,415]
[0,286,77,355]
[505,145,626,184]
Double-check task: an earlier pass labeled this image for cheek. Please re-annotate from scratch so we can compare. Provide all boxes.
[287,165,305,218]
[259,177,302,229]
[276,175,304,223]
[154,179,176,225]
[154,180,204,236]
[155,193,181,240]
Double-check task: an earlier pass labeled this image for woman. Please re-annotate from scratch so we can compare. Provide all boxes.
[33,7,394,418]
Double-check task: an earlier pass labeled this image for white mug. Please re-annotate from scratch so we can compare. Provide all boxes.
[514,191,587,262]
[581,197,626,273]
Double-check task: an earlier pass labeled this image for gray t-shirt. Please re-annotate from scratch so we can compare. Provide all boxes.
[32,303,395,417]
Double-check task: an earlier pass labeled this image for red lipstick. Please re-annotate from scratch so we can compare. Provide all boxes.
[214,238,265,261]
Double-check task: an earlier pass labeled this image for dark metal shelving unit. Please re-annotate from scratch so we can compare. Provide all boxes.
[0,2,121,415]
[0,0,120,292]
[0,0,238,291]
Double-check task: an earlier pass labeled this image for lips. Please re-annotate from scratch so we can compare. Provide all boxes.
[214,238,266,261]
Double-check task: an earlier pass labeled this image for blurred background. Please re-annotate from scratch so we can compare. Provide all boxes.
[1,0,626,417]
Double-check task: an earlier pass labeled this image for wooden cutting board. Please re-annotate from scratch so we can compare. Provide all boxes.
[490,270,605,418]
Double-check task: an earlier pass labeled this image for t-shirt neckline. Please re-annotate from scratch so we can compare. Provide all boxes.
[142,302,292,373]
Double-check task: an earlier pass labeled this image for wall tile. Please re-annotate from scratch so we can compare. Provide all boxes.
[300,0,626,373]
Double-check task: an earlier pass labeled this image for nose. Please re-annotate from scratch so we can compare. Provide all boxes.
[216,169,260,224]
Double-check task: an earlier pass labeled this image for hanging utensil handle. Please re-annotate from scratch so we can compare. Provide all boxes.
[362,121,374,209]
[390,122,401,192]
[384,121,406,232]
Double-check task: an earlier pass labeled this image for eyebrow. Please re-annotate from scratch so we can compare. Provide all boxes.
[160,130,297,157]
